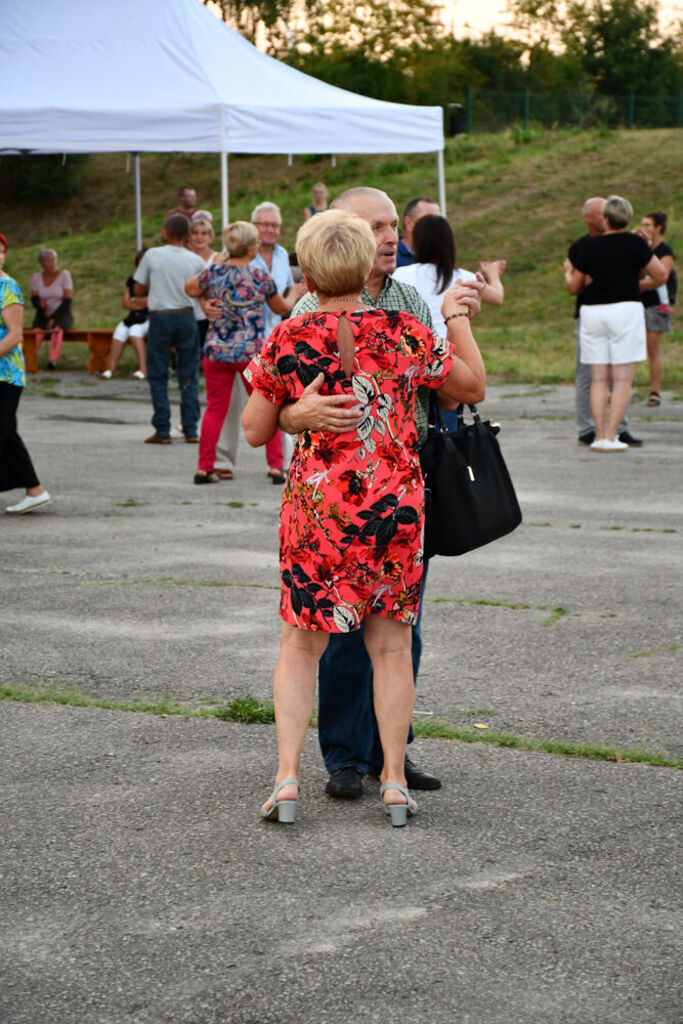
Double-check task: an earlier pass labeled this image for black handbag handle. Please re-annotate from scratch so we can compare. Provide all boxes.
[428,392,480,434]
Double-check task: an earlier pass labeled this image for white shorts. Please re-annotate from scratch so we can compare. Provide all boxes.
[113,320,149,343]
[579,302,646,365]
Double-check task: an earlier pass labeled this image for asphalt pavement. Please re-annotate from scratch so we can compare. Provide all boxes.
[1,373,681,1024]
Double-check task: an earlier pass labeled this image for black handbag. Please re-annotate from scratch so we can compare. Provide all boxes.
[419,395,522,558]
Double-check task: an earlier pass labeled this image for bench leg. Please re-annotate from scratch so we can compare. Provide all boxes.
[22,335,39,374]
[88,338,112,375]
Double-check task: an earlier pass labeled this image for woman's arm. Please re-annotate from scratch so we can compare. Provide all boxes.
[640,254,673,291]
[0,303,23,358]
[478,260,505,305]
[122,285,147,311]
[242,390,281,447]
[266,289,297,315]
[436,286,486,405]
[438,315,486,405]
[643,254,667,288]
[565,267,586,295]
[184,275,205,298]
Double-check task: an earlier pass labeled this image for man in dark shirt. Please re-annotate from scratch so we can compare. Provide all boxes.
[396,196,441,267]
[563,197,640,447]
[167,186,197,222]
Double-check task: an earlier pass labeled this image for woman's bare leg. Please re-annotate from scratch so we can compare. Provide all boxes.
[589,364,609,440]
[364,615,415,804]
[48,328,64,364]
[267,622,329,806]
[607,362,636,440]
[130,335,147,376]
[107,339,125,375]
[646,331,663,395]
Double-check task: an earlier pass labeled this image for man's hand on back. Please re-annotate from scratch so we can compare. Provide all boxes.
[278,373,362,434]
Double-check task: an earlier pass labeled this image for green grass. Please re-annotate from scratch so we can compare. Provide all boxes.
[2,682,679,768]
[3,127,682,386]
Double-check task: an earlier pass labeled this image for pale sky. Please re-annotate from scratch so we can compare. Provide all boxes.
[445,0,682,38]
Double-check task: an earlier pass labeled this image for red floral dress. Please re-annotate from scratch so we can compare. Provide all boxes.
[247,309,453,632]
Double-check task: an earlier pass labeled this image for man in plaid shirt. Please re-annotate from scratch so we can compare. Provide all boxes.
[278,186,486,799]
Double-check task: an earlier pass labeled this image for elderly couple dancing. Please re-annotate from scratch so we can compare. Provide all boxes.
[242,187,485,828]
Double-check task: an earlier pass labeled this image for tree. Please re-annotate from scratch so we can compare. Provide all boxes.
[202,0,312,56]
[507,0,683,94]
[297,0,445,67]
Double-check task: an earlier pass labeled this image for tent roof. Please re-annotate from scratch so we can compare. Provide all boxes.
[1,0,444,155]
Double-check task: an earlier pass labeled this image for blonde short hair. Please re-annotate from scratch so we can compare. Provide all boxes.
[296,209,375,296]
[222,220,259,257]
[603,195,633,229]
[189,217,214,242]
[191,209,214,224]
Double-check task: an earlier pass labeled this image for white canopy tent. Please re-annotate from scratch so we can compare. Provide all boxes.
[1,0,446,239]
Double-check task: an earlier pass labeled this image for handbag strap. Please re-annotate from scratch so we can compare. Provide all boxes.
[428,391,480,434]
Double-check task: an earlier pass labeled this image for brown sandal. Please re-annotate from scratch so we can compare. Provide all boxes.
[646,391,661,407]
[214,469,234,480]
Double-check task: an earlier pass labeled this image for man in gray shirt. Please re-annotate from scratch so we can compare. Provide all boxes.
[134,215,204,444]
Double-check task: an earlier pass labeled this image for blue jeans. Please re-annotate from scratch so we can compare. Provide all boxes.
[146,313,200,438]
[317,560,429,774]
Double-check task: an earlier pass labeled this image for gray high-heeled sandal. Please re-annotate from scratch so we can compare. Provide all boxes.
[261,777,299,823]
[380,782,418,827]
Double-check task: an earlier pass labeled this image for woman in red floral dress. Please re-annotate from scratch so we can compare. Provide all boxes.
[243,211,475,827]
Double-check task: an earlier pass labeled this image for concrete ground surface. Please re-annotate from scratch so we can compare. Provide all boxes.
[1,374,681,1024]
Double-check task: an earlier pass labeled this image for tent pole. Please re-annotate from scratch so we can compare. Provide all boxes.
[133,153,142,250]
[221,151,229,229]
[436,149,446,214]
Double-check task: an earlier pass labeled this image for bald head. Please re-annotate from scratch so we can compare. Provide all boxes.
[330,187,399,282]
[582,197,606,236]
[331,186,392,213]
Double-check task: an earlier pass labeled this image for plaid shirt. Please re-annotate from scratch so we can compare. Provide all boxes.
[293,275,436,446]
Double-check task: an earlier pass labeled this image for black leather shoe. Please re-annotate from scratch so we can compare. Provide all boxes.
[325,766,363,799]
[405,756,442,790]
[618,431,643,447]
[578,431,595,446]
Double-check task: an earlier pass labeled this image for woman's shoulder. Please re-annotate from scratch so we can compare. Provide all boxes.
[655,241,674,259]
[1,275,23,307]
[391,264,419,284]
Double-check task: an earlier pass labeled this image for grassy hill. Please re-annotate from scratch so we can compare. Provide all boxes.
[2,127,682,387]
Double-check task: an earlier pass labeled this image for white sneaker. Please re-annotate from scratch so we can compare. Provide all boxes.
[101,370,112,379]
[172,425,184,437]
[591,438,628,452]
[131,370,146,380]
[6,490,52,514]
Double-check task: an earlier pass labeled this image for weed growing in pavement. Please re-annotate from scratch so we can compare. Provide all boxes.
[1,682,678,768]
[542,606,567,626]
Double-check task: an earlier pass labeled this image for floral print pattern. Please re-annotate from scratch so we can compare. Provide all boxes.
[247,309,453,632]
[197,263,277,363]
[0,276,25,386]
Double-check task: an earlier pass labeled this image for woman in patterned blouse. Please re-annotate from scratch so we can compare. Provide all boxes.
[0,234,51,514]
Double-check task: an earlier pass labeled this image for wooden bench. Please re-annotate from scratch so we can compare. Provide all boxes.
[22,328,113,375]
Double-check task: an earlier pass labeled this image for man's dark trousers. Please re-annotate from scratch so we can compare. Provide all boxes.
[146,312,200,439]
[317,561,429,774]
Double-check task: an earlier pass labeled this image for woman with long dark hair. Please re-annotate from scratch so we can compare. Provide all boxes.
[393,215,503,335]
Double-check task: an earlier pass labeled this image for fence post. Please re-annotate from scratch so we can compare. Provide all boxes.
[628,91,635,128]
[466,86,472,134]
[523,88,530,129]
